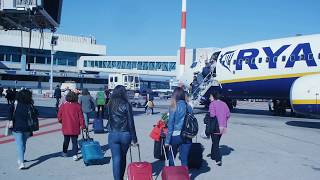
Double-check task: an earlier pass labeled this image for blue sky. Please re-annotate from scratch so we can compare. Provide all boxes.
[58,0,320,56]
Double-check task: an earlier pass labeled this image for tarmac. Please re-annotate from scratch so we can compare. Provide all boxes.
[0,97,320,180]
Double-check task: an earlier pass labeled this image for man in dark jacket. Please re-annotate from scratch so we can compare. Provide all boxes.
[54,85,62,111]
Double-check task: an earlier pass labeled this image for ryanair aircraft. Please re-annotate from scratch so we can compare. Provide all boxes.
[187,34,320,116]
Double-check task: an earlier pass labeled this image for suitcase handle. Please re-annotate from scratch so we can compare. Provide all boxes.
[81,128,91,140]
[162,145,175,166]
[129,144,141,163]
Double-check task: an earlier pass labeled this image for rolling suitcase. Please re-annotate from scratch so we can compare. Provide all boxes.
[188,142,203,169]
[161,145,190,180]
[80,129,104,166]
[93,118,104,133]
[127,144,152,180]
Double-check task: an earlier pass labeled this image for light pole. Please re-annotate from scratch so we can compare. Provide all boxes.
[50,35,58,97]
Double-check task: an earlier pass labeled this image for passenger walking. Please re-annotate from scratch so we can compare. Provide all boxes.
[5,87,13,104]
[9,89,37,169]
[79,88,95,128]
[12,88,17,104]
[58,91,85,161]
[0,84,3,98]
[96,87,106,119]
[54,85,62,111]
[165,87,192,166]
[104,86,110,105]
[208,91,230,166]
[106,85,138,180]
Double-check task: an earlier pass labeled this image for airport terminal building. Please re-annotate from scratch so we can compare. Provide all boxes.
[0,30,180,91]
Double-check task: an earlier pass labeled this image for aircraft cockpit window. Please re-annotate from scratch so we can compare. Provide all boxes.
[308,53,314,60]
[266,57,270,63]
[258,57,263,63]
[210,51,221,62]
[282,56,286,62]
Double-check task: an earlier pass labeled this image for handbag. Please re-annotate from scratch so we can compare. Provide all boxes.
[204,113,219,136]
[4,121,13,136]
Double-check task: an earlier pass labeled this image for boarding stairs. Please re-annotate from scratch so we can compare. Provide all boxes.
[191,67,220,107]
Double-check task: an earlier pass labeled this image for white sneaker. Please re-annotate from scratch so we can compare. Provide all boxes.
[72,155,79,161]
[18,162,25,170]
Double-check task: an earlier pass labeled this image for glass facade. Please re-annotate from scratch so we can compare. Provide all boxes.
[0,46,81,67]
[83,60,176,72]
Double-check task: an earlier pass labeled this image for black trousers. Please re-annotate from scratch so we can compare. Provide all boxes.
[211,134,222,162]
[97,105,105,119]
[63,135,78,156]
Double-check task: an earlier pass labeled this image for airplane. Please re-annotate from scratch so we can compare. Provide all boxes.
[182,34,320,117]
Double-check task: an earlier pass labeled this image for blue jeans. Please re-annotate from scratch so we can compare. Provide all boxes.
[168,135,191,166]
[108,132,132,180]
[83,112,90,128]
[13,131,31,163]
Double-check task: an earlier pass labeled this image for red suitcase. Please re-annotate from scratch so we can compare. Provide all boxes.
[127,144,153,180]
[161,146,190,180]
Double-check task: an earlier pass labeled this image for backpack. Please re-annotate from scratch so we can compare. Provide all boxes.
[181,103,198,139]
[27,104,39,131]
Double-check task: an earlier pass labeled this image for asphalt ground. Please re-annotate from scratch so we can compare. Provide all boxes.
[0,97,319,180]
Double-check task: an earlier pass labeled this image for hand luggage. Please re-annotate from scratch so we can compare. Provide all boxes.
[161,145,190,180]
[93,118,104,133]
[80,129,104,166]
[153,135,165,160]
[188,139,204,169]
[127,144,153,180]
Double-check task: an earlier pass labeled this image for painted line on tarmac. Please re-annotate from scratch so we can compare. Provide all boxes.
[0,121,60,139]
[0,128,61,145]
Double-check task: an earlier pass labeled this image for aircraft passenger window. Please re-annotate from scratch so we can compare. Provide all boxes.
[308,53,314,60]
[273,56,278,62]
[110,77,113,82]
[266,57,270,63]
[259,58,262,63]
[290,55,295,62]
[124,76,128,82]
[115,77,118,82]
[84,61,87,67]
[282,56,286,62]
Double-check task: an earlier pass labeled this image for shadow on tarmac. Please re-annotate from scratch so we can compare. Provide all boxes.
[26,151,62,169]
[189,159,211,180]
[232,108,273,116]
[286,121,320,129]
[207,145,235,158]
[151,159,165,179]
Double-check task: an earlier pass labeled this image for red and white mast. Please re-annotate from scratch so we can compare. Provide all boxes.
[178,0,187,79]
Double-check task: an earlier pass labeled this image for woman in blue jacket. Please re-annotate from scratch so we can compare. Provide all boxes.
[165,87,192,166]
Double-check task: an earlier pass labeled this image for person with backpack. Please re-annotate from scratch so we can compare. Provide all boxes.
[164,87,192,166]
[58,91,85,161]
[106,85,138,180]
[79,88,95,128]
[9,89,38,169]
[208,91,230,166]
[96,87,106,119]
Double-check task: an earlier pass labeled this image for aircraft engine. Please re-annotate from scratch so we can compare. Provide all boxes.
[290,74,320,116]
